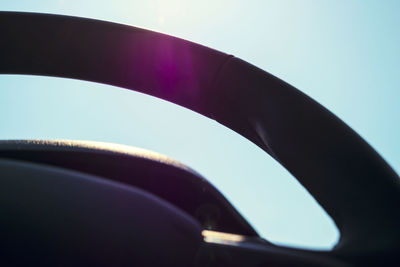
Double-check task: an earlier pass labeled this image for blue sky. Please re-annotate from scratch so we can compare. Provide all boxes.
[1,1,399,249]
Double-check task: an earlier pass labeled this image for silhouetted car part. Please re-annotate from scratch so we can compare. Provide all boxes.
[0,12,399,266]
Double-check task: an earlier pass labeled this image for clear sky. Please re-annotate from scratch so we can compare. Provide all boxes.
[1,1,399,249]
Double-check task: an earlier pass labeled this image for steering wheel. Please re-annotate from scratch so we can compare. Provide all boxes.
[0,12,399,266]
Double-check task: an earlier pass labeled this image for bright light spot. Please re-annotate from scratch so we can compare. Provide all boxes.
[157,0,187,27]
[202,230,245,246]
[158,16,164,25]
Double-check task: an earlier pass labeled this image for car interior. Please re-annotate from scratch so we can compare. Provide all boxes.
[0,12,399,266]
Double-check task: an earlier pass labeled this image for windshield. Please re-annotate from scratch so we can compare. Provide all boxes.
[1,0,399,250]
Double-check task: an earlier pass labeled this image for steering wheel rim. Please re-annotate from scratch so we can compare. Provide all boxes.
[1,11,399,266]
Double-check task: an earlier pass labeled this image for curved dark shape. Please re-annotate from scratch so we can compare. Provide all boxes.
[0,158,202,266]
[0,139,258,236]
[1,11,399,266]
